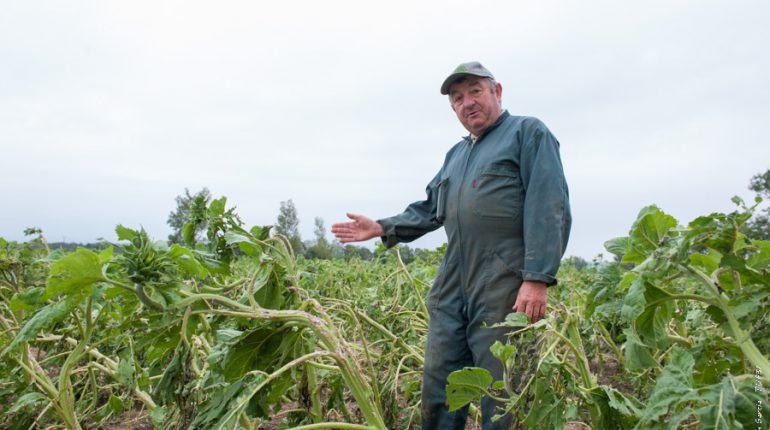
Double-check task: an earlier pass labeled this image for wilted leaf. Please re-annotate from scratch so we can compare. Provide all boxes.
[489,312,530,329]
[3,295,83,354]
[599,385,643,417]
[8,392,48,414]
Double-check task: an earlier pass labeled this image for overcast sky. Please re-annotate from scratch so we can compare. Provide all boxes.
[2,0,769,259]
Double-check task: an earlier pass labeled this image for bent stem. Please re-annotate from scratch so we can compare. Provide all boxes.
[182,293,388,429]
[684,265,770,384]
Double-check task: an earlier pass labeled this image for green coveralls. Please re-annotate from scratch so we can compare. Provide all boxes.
[378,111,571,429]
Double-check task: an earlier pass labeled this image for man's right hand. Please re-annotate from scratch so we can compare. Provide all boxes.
[331,213,384,243]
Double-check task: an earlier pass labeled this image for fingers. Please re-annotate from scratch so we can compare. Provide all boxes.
[332,213,373,243]
[331,224,358,243]
[533,303,545,322]
[512,293,546,323]
[333,213,381,243]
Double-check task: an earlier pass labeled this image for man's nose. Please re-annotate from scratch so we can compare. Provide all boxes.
[461,95,476,109]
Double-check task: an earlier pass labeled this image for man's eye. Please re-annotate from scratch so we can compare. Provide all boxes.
[471,88,482,96]
[452,96,462,105]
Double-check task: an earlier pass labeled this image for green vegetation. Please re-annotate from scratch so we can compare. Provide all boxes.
[1,176,769,429]
[446,201,770,429]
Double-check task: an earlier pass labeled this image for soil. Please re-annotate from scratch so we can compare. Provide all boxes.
[563,421,591,430]
[590,355,636,396]
[98,409,152,430]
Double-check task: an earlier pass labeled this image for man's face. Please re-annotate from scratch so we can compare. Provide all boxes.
[449,77,503,136]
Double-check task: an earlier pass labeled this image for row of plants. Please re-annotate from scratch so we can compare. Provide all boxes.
[1,195,769,429]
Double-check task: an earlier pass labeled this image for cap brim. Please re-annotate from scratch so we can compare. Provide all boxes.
[440,73,468,95]
[440,72,492,95]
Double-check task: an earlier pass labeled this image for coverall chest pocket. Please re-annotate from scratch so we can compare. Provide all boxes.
[471,165,523,219]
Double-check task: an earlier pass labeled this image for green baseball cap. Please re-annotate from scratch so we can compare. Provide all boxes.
[440,61,495,95]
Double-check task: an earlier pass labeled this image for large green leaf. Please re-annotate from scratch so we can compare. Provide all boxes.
[694,376,737,430]
[168,244,208,278]
[446,367,493,412]
[182,223,196,246]
[620,274,644,324]
[9,287,45,312]
[117,346,136,390]
[604,236,630,259]
[688,249,721,275]
[746,239,770,267]
[115,224,139,241]
[586,385,644,429]
[690,375,770,430]
[223,230,262,256]
[522,378,566,429]
[635,283,674,349]
[219,326,300,382]
[3,295,84,354]
[44,247,106,300]
[622,327,658,372]
[623,206,677,264]
[191,372,267,429]
[208,197,227,217]
[252,271,285,310]
[637,347,695,427]
[599,385,643,417]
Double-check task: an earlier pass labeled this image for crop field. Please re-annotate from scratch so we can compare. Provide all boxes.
[1,196,769,429]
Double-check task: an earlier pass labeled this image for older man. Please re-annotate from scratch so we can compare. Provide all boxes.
[331,61,571,429]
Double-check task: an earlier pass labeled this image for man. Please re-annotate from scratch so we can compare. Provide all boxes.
[331,61,571,429]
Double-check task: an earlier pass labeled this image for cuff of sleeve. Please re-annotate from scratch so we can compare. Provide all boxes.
[376,218,399,249]
[520,270,558,286]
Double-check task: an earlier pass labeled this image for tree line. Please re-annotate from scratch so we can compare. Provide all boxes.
[21,169,770,258]
[166,190,426,263]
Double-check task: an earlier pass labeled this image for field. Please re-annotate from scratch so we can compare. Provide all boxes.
[1,196,769,429]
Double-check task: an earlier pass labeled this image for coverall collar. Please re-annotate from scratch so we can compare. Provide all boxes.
[466,110,510,145]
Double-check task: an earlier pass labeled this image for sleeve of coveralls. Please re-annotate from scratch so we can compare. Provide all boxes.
[377,171,443,248]
[519,120,572,286]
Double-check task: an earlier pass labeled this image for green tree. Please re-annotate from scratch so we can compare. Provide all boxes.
[342,244,374,261]
[305,217,334,259]
[167,188,211,244]
[743,169,770,240]
[276,199,303,254]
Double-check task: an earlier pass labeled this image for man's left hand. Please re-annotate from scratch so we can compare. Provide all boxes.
[512,281,548,323]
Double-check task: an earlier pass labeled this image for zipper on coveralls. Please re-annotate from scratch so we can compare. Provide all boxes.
[455,138,476,302]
